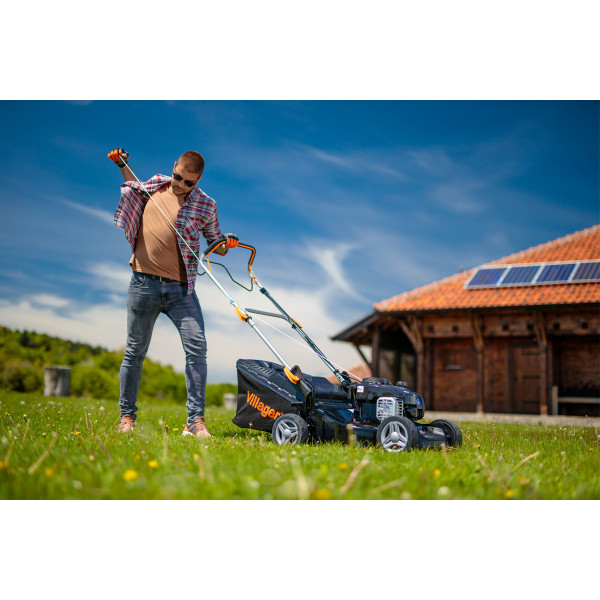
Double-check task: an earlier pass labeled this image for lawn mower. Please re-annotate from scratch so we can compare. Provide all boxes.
[112,152,461,451]
[199,237,463,453]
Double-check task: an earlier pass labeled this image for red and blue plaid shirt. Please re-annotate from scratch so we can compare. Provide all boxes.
[113,174,223,295]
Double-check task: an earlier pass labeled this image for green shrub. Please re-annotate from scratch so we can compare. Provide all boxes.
[2,364,43,393]
[205,383,236,407]
[71,366,119,400]
[94,352,123,372]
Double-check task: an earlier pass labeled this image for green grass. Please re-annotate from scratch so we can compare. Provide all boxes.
[1,390,598,500]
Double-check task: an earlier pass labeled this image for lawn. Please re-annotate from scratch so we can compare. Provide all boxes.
[1,390,598,500]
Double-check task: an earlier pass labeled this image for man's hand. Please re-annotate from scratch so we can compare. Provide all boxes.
[225,234,239,248]
[108,148,129,168]
[215,234,239,255]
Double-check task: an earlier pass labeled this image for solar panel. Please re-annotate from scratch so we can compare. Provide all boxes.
[464,260,600,289]
[536,263,576,283]
[499,265,539,286]
[573,261,600,281]
[466,267,507,288]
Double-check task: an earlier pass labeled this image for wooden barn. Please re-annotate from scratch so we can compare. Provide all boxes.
[333,226,600,416]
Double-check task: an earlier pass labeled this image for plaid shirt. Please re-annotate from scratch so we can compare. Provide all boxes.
[114,174,223,295]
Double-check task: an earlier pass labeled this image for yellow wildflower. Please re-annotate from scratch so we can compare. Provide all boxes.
[505,489,516,499]
[123,469,139,482]
[313,489,333,500]
[0,461,7,470]
[338,463,349,471]
[433,469,441,477]
[148,460,159,469]
[44,468,54,478]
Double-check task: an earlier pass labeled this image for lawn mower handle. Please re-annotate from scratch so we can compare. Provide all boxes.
[203,235,228,257]
[199,237,346,387]
[202,237,258,284]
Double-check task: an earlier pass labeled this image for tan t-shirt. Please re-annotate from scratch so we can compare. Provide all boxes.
[130,185,187,282]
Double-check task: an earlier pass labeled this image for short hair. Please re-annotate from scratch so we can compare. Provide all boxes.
[177,151,205,176]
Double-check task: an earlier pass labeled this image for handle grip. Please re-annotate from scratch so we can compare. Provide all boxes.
[203,236,228,258]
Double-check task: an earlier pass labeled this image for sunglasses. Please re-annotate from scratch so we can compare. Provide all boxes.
[172,171,199,188]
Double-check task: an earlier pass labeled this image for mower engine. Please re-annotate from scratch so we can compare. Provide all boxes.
[353,377,425,423]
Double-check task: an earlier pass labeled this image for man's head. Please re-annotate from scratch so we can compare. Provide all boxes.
[172,150,205,197]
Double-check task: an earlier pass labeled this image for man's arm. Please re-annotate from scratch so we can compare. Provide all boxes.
[118,163,136,183]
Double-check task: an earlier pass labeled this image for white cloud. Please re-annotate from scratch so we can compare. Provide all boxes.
[307,147,354,168]
[0,298,126,354]
[303,144,407,180]
[30,294,72,308]
[303,240,369,302]
[60,198,114,225]
[86,262,132,294]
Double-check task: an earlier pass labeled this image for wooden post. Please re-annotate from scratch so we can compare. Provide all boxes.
[471,313,485,413]
[371,326,381,377]
[353,344,371,372]
[409,316,424,394]
[44,366,71,397]
[533,312,549,415]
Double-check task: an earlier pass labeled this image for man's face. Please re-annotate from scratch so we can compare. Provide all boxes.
[171,161,202,197]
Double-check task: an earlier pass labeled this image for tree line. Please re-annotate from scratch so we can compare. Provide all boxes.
[0,326,235,406]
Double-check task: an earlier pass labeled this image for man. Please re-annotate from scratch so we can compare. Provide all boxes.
[108,148,238,438]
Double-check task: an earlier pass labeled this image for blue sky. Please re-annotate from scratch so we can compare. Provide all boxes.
[0,100,598,381]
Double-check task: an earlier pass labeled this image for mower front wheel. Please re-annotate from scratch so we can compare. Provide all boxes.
[429,419,463,448]
[272,413,309,446]
[376,416,417,452]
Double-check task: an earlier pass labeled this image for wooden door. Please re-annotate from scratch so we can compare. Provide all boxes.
[510,344,541,414]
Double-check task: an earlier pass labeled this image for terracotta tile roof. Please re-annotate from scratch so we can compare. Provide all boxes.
[375,225,600,312]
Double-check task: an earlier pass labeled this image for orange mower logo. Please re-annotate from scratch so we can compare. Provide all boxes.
[246,391,283,420]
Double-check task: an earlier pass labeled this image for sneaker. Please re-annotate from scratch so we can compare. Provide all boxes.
[118,414,135,433]
[183,417,212,438]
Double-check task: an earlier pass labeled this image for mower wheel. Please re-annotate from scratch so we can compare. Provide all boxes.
[376,416,417,452]
[429,419,463,448]
[272,413,309,446]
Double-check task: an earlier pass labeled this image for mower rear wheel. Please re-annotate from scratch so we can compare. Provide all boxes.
[376,416,417,452]
[429,419,463,448]
[272,413,309,446]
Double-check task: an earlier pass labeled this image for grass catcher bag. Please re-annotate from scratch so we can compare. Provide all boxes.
[232,359,305,432]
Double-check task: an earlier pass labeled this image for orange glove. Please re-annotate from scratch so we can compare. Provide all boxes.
[225,234,239,249]
[108,148,129,168]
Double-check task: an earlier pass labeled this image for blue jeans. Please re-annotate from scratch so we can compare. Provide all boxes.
[119,272,207,423]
